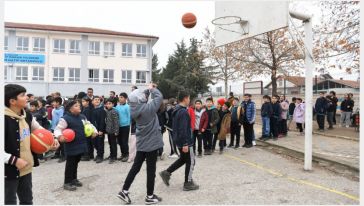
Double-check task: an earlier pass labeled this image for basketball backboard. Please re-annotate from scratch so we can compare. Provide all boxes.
[214,1,289,46]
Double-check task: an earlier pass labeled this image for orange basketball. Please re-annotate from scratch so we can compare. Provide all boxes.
[30,129,54,154]
[182,12,197,28]
[62,129,75,143]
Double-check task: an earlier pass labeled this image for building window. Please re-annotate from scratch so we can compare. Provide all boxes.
[69,40,81,54]
[104,42,115,56]
[32,66,44,81]
[216,87,222,93]
[53,39,66,53]
[136,44,147,57]
[121,70,132,83]
[89,41,100,55]
[122,43,132,56]
[16,66,28,81]
[136,71,146,84]
[16,36,29,51]
[103,69,114,83]
[53,67,65,81]
[69,68,80,82]
[33,37,45,52]
[4,36,8,50]
[88,69,99,82]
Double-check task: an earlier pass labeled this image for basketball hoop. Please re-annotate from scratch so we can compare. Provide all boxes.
[212,16,249,35]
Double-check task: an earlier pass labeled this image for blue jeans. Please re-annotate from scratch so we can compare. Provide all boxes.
[262,116,270,137]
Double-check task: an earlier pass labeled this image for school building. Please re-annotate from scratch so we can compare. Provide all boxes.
[4,22,159,97]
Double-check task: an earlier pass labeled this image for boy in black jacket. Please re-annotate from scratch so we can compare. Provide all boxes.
[270,95,282,140]
[91,96,106,163]
[260,95,273,140]
[5,84,59,204]
[315,92,328,131]
[160,90,199,191]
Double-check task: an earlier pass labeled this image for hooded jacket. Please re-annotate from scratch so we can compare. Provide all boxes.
[129,88,164,152]
[172,104,193,148]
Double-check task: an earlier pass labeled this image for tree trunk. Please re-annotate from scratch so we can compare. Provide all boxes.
[271,69,277,96]
[224,78,228,98]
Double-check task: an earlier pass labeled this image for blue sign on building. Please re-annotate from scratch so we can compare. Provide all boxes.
[4,53,45,64]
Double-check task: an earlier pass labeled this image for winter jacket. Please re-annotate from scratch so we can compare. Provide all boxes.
[131,120,136,135]
[340,99,354,112]
[82,106,93,123]
[172,104,193,148]
[46,105,53,120]
[51,106,64,130]
[128,88,164,152]
[261,102,273,118]
[218,111,231,140]
[280,101,289,120]
[289,103,296,116]
[165,106,175,131]
[206,106,220,134]
[271,102,282,120]
[293,103,305,123]
[229,106,244,124]
[315,97,329,115]
[326,96,336,112]
[91,105,106,132]
[194,109,208,132]
[242,100,256,124]
[157,110,168,134]
[188,107,196,130]
[115,103,131,127]
[105,108,119,135]
[31,108,48,128]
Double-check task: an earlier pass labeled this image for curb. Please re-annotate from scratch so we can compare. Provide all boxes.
[257,139,359,176]
[312,132,359,142]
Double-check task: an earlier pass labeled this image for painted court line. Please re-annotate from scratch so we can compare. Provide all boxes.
[223,153,359,202]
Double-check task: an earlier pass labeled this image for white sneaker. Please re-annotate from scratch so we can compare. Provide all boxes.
[346,125,350,128]
[168,154,179,159]
[252,141,256,146]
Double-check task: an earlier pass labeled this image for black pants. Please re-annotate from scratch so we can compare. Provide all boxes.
[107,133,118,158]
[86,137,95,158]
[118,126,130,157]
[333,110,337,124]
[5,173,33,205]
[204,130,213,150]
[212,133,218,151]
[55,142,65,158]
[297,123,303,133]
[64,154,82,184]
[122,150,158,196]
[230,122,241,147]
[317,114,325,130]
[270,117,279,138]
[167,130,178,156]
[93,134,105,158]
[243,123,254,145]
[327,112,334,128]
[193,130,203,154]
[279,119,288,135]
[219,140,226,151]
[158,147,164,156]
[167,147,195,183]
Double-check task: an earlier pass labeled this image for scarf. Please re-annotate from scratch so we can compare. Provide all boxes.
[5,107,34,176]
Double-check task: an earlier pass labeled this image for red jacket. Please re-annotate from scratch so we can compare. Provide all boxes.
[199,111,209,132]
[188,107,195,130]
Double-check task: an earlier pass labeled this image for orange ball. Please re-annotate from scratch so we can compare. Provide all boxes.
[182,12,197,28]
[30,129,54,154]
[62,129,75,143]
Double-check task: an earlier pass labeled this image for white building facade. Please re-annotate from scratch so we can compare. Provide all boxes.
[4,22,158,97]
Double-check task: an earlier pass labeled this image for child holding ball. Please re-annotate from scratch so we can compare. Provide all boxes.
[54,100,97,191]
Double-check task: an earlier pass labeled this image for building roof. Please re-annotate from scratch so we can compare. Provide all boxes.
[327,79,360,89]
[5,22,159,40]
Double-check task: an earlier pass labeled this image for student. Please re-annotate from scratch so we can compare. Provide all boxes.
[204,98,220,154]
[287,97,296,131]
[279,95,289,137]
[260,95,273,140]
[315,92,328,132]
[5,84,59,204]
[326,94,336,130]
[26,93,35,110]
[228,97,243,148]
[270,95,281,141]
[217,102,231,154]
[105,98,120,164]
[193,100,208,157]
[159,90,199,191]
[51,97,65,162]
[80,97,94,161]
[91,96,106,163]
[293,98,305,135]
[340,93,354,128]
[36,99,49,129]
[329,91,338,125]
[165,98,179,158]
[241,94,256,147]
[109,91,118,107]
[117,83,163,205]
[115,92,131,162]
[54,100,97,191]
[213,101,225,152]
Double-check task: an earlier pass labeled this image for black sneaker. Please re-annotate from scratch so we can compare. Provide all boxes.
[117,191,131,204]
[245,144,253,148]
[81,156,90,161]
[145,194,162,205]
[121,156,129,162]
[273,137,278,141]
[219,150,223,154]
[228,145,233,148]
[234,146,239,149]
[197,153,202,158]
[71,179,83,187]
[63,183,77,191]
[159,170,171,186]
[96,157,103,164]
[183,180,199,191]
[58,157,66,163]
[109,158,116,164]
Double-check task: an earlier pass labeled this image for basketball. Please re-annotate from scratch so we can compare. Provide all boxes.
[84,123,94,137]
[182,12,197,28]
[217,98,226,106]
[30,129,54,154]
[62,129,75,142]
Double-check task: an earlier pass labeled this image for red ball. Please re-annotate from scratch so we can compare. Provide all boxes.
[182,12,197,28]
[30,129,54,154]
[62,129,75,143]
[217,98,226,106]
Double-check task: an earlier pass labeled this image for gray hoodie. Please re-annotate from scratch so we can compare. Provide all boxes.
[128,88,164,152]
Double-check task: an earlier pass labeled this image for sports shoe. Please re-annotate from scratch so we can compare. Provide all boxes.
[71,179,83,187]
[96,157,103,164]
[183,180,199,191]
[145,194,162,205]
[168,154,178,159]
[159,170,171,186]
[81,156,90,161]
[252,141,256,146]
[160,152,166,160]
[121,156,129,162]
[109,158,116,164]
[346,125,350,128]
[63,183,77,191]
[197,153,202,158]
[117,190,131,204]
[219,150,223,154]
[245,144,253,148]
[58,157,66,163]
